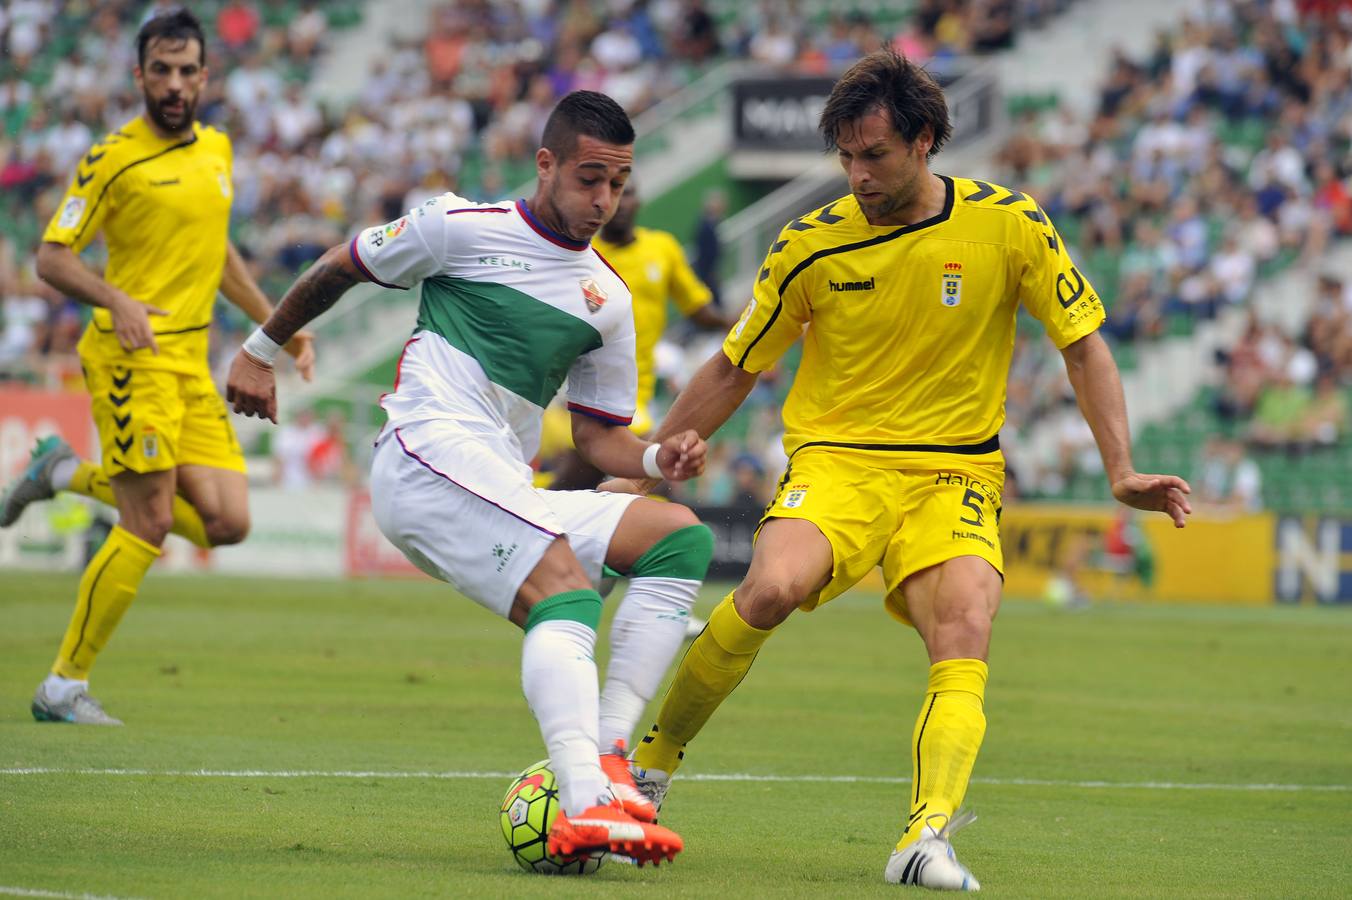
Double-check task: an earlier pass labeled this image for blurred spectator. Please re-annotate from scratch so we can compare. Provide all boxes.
[308,410,356,485]
[727,453,770,510]
[273,408,325,490]
[1299,372,1348,448]
[287,2,328,62]
[216,1,260,55]
[1248,371,1313,451]
[1196,435,1262,512]
[693,189,726,308]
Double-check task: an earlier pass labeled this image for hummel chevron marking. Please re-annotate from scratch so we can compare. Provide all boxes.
[816,202,845,224]
[963,181,997,203]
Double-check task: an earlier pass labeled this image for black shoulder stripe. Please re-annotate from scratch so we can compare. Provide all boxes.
[736,177,955,368]
[71,135,198,245]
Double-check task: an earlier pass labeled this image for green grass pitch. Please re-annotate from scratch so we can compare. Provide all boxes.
[1,571,1350,898]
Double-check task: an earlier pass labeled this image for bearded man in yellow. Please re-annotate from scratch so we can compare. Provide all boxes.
[0,10,314,725]
[616,50,1194,890]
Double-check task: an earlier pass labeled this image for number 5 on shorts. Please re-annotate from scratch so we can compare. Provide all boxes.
[959,488,985,527]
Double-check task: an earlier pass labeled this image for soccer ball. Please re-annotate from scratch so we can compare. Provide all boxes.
[499,759,605,875]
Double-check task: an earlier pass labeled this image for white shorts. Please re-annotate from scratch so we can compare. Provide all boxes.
[369,424,640,618]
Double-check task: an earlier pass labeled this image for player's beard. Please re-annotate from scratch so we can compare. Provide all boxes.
[857,168,924,223]
[145,91,196,136]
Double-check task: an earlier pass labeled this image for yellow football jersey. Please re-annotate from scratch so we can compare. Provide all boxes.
[724,176,1105,465]
[43,116,234,373]
[594,227,711,417]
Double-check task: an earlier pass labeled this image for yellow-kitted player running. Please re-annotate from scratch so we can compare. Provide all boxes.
[0,10,314,725]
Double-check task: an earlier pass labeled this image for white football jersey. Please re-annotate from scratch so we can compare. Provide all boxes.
[352,192,636,465]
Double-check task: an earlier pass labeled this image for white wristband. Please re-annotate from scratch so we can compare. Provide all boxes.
[241,327,283,366]
[642,442,663,479]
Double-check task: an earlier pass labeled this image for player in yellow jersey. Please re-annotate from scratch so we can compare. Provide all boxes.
[0,10,313,725]
[615,50,1193,889]
[548,181,733,490]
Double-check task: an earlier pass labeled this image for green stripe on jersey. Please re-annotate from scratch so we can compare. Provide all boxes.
[416,276,603,408]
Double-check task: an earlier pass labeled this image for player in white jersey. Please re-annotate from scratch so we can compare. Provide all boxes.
[226,92,710,866]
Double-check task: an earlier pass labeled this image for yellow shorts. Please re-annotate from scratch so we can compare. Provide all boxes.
[84,362,246,477]
[759,448,1004,624]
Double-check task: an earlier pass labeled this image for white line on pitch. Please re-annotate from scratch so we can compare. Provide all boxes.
[0,767,1345,793]
[0,888,140,900]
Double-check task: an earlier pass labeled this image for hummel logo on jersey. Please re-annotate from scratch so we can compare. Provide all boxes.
[828,277,875,292]
[580,278,607,313]
[941,262,963,307]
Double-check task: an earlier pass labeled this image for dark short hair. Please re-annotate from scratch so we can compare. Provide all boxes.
[819,49,952,159]
[137,8,206,68]
[541,91,635,161]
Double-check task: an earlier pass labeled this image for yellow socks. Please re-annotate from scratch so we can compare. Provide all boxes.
[52,525,160,680]
[632,591,773,774]
[69,461,210,548]
[898,658,988,849]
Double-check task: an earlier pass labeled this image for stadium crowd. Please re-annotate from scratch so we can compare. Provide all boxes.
[993,0,1352,497]
[5,0,1350,508]
[1,0,1075,371]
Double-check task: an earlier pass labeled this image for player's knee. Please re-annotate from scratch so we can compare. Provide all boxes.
[660,503,701,532]
[119,501,174,546]
[735,576,803,629]
[204,512,249,546]
[929,601,993,656]
[630,512,713,583]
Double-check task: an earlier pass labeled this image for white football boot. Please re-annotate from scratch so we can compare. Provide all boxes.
[32,680,123,726]
[628,762,671,818]
[885,809,980,891]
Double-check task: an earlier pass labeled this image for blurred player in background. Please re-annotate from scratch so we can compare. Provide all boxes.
[0,10,314,726]
[549,180,734,490]
[226,91,710,867]
[617,50,1192,890]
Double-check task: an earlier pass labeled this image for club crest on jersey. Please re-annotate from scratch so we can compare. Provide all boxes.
[941,262,963,307]
[781,483,810,509]
[580,277,607,313]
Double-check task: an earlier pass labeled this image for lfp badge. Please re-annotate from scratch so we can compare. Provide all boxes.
[941,262,963,307]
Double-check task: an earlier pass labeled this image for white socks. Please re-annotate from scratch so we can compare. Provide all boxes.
[43,673,87,703]
[599,576,700,750]
[50,457,79,491]
[521,618,608,816]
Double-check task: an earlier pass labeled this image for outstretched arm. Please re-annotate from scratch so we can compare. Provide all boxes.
[606,349,759,493]
[220,242,316,380]
[226,242,366,422]
[655,349,759,443]
[1061,331,1192,527]
[572,415,707,482]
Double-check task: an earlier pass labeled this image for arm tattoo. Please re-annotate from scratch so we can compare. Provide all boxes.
[261,257,359,344]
